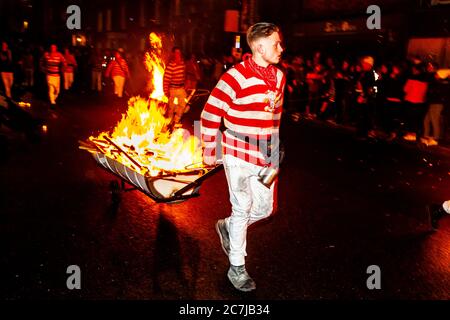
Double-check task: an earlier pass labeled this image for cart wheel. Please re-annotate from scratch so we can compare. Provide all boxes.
[110,180,122,204]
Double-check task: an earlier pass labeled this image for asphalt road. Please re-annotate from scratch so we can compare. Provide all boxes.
[1,92,449,300]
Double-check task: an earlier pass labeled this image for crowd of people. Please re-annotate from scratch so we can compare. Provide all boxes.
[1,38,449,144]
[0,40,235,96]
[280,52,450,146]
[0,39,244,125]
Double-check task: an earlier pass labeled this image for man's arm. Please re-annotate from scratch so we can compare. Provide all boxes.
[163,62,173,95]
[200,70,239,165]
[59,53,67,71]
[104,61,112,78]
[72,55,78,69]
[121,60,130,78]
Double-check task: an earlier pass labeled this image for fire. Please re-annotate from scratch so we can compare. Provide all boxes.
[144,33,167,103]
[89,33,203,176]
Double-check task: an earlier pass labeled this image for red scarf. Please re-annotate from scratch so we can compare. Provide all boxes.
[247,57,278,89]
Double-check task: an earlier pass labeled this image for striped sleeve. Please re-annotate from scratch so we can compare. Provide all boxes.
[200,69,241,157]
[163,62,185,93]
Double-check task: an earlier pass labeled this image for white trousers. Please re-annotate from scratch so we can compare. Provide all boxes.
[223,154,275,266]
[47,75,60,104]
[167,88,187,124]
[64,72,74,90]
[113,76,125,97]
[423,104,443,140]
[1,72,14,98]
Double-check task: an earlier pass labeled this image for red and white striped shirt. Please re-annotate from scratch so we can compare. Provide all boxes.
[43,52,65,76]
[163,61,186,93]
[201,59,286,167]
[105,58,129,78]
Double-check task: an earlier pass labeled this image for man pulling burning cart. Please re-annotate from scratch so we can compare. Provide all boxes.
[80,24,286,293]
[201,22,286,292]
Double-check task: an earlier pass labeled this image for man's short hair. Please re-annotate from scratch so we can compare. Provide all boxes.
[172,46,182,53]
[246,22,280,48]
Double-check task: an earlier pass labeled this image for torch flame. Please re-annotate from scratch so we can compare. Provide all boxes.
[89,33,203,176]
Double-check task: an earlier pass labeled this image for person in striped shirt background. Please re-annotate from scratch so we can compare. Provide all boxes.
[163,47,187,126]
[63,48,77,91]
[105,48,130,99]
[42,44,66,108]
[200,22,285,292]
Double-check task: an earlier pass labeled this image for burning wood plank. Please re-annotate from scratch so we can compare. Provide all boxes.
[103,135,145,171]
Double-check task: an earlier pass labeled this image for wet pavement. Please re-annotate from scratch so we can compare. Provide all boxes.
[1,92,449,300]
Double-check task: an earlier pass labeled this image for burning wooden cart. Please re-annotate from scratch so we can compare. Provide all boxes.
[79,33,221,204]
[79,90,221,205]
[80,137,222,204]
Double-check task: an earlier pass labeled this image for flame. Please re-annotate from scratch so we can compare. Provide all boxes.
[144,33,167,103]
[89,33,203,177]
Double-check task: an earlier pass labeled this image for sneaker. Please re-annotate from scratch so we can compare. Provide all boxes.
[403,133,416,141]
[215,219,230,256]
[427,138,438,146]
[227,265,256,292]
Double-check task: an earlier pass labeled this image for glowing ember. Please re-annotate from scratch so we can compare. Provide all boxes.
[89,33,203,176]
